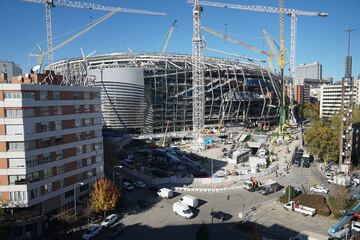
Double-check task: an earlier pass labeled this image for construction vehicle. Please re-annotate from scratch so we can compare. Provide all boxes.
[283,201,316,217]
[243,177,261,192]
[259,179,280,195]
[328,202,360,239]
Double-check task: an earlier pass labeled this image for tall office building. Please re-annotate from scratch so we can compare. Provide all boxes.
[0,60,22,83]
[0,72,103,239]
[296,62,322,85]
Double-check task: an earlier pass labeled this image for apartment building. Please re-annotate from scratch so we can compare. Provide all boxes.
[0,72,104,214]
[320,83,357,118]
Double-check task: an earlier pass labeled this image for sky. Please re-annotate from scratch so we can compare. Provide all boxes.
[0,0,359,81]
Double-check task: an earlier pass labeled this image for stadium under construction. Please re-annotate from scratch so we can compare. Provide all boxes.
[48,53,281,134]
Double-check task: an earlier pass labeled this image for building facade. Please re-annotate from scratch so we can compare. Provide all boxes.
[0,73,104,212]
[296,62,322,82]
[49,53,281,134]
[0,60,22,83]
[319,83,357,118]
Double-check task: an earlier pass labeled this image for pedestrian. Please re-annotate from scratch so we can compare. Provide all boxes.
[276,171,278,178]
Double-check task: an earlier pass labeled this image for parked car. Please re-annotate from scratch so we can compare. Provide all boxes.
[123,182,134,191]
[82,224,101,240]
[309,185,329,194]
[157,188,174,199]
[134,181,146,188]
[173,202,193,219]
[302,159,310,168]
[210,211,232,222]
[101,214,118,228]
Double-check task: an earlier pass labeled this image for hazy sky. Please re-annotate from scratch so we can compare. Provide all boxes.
[0,0,359,80]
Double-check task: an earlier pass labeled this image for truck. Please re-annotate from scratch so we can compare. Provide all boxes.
[172,202,194,219]
[283,201,316,217]
[243,177,261,192]
[178,195,199,208]
[259,179,280,195]
[157,188,174,199]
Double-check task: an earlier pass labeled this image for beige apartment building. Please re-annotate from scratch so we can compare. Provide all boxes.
[0,72,104,214]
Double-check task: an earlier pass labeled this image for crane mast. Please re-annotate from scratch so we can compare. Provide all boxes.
[192,0,205,151]
[45,1,53,64]
[162,20,177,53]
[278,0,286,135]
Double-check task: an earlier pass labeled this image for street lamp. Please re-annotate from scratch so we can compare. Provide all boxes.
[112,165,123,182]
[74,182,84,216]
[226,194,246,220]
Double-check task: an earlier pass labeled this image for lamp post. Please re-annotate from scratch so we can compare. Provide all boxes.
[226,193,245,220]
[74,182,84,215]
[112,165,123,182]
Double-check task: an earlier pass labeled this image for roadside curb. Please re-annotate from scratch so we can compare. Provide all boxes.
[175,185,244,192]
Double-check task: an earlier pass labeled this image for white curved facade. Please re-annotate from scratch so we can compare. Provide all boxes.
[89,67,145,131]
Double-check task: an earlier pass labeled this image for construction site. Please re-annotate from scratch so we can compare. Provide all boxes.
[1,0,359,240]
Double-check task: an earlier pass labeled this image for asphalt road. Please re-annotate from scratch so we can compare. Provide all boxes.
[89,163,349,240]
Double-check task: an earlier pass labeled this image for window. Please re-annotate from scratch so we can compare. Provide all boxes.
[30,188,38,199]
[44,183,52,193]
[84,118,92,126]
[44,168,52,178]
[85,144,91,152]
[75,118,82,127]
[76,146,83,155]
[40,107,49,116]
[65,190,74,198]
[74,105,81,113]
[6,109,22,118]
[95,142,103,150]
[26,171,40,183]
[94,105,101,112]
[25,140,36,150]
[26,155,38,167]
[9,191,27,202]
[9,175,26,185]
[55,121,62,131]
[57,165,65,175]
[40,91,48,100]
[4,92,21,99]
[75,133,81,141]
[94,117,101,125]
[43,153,51,163]
[22,92,35,99]
[54,106,62,115]
[83,105,91,112]
[41,122,50,132]
[56,151,63,160]
[74,92,80,100]
[55,137,62,145]
[84,92,91,100]
[53,91,60,100]
[42,138,51,148]
[9,158,25,168]
[8,142,24,151]
[94,92,100,99]
[96,155,103,163]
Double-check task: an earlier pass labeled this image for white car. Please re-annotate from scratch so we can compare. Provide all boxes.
[81,224,101,240]
[101,214,118,228]
[325,172,333,179]
[134,181,146,188]
[309,185,329,194]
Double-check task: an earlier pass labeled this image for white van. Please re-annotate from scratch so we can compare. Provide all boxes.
[157,188,173,199]
[178,195,199,208]
[172,202,194,219]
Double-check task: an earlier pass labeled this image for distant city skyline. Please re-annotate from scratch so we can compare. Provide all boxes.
[0,0,359,80]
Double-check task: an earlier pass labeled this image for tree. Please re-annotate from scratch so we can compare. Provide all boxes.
[196,222,210,240]
[301,101,320,121]
[90,178,120,217]
[333,185,349,210]
[56,207,77,232]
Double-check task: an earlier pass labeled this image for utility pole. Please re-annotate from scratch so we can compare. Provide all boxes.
[339,28,355,174]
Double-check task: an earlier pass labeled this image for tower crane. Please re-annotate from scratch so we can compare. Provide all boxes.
[262,30,280,71]
[201,26,270,66]
[187,0,327,106]
[278,0,286,134]
[191,0,205,152]
[162,20,177,53]
[23,0,166,65]
[28,10,117,70]
[205,47,265,63]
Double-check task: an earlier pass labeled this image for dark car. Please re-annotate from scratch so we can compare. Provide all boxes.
[294,159,301,167]
[210,211,232,222]
[302,160,310,168]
